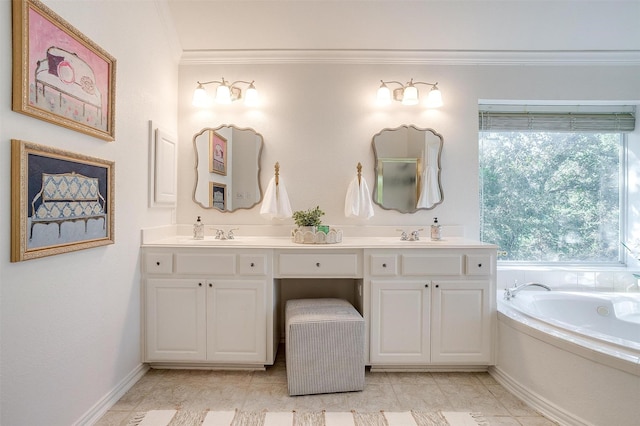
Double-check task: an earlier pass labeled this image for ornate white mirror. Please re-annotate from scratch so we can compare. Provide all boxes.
[372,125,443,213]
[193,125,263,211]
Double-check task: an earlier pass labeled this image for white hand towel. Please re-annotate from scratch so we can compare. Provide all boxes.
[416,164,440,208]
[344,176,374,219]
[260,176,293,219]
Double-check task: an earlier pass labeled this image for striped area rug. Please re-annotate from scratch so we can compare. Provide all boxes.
[129,409,487,426]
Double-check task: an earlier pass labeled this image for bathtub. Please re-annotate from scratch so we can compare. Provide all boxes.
[492,290,640,426]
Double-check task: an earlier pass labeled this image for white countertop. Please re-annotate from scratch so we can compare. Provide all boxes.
[142,235,496,249]
[140,224,497,249]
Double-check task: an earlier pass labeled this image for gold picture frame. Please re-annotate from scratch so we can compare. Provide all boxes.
[209,131,227,175]
[12,0,117,141]
[209,182,227,210]
[11,140,115,262]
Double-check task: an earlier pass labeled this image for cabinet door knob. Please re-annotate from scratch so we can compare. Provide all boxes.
[478,263,483,268]
[435,284,440,288]
[198,282,202,287]
[209,283,213,287]
[425,284,429,288]
[382,263,387,268]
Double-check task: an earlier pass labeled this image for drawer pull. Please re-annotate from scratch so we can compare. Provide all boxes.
[382,263,387,268]
[250,262,255,267]
[156,261,160,266]
[316,262,321,267]
[478,263,483,268]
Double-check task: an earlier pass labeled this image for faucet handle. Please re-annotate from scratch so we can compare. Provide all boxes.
[227,228,239,239]
[396,229,408,241]
[213,228,224,239]
[410,228,425,241]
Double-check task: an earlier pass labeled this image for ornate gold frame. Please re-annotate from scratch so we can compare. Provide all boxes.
[11,140,115,262]
[12,0,116,141]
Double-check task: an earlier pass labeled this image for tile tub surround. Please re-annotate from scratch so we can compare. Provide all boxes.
[95,347,558,426]
[497,266,640,293]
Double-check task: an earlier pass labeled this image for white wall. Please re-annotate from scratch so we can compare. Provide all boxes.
[177,63,640,238]
[0,0,178,424]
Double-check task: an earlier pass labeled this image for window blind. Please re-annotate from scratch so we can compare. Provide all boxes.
[479,106,636,132]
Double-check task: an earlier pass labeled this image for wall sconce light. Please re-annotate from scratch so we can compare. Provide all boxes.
[192,77,258,107]
[377,78,443,108]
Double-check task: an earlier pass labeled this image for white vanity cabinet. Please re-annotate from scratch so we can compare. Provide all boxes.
[141,231,496,370]
[430,280,492,364]
[146,278,207,361]
[366,248,495,368]
[370,279,431,364]
[142,248,273,366]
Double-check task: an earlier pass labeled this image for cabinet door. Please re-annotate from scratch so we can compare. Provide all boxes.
[431,280,492,364]
[146,279,206,361]
[370,280,430,364]
[206,280,267,363]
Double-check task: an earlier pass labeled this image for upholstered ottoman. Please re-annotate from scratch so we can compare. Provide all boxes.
[285,298,365,396]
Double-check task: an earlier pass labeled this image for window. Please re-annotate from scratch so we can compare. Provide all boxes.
[479,106,635,264]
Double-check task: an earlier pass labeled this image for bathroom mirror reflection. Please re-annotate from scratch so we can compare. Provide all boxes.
[193,125,263,211]
[372,125,443,213]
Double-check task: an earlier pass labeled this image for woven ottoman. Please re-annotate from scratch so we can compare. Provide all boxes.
[285,298,365,396]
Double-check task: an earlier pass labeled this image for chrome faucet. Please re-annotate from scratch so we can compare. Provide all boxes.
[214,228,239,240]
[397,229,424,241]
[504,281,551,300]
[409,229,424,241]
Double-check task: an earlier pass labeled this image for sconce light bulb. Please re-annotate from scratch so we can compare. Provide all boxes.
[192,83,211,107]
[216,83,232,104]
[402,85,419,106]
[244,83,259,106]
[425,85,443,108]
[377,82,392,104]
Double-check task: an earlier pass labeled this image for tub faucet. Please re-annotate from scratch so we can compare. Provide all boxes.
[504,281,551,300]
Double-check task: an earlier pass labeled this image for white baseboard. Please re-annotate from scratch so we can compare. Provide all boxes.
[73,363,150,426]
[488,366,592,426]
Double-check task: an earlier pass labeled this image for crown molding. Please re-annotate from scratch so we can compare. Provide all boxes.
[180,49,640,66]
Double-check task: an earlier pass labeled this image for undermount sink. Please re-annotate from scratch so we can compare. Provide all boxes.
[371,237,445,243]
[178,236,259,244]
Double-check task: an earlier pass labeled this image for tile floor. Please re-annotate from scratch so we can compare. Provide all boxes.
[96,348,557,426]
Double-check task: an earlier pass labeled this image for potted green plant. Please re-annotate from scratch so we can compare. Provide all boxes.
[292,206,325,232]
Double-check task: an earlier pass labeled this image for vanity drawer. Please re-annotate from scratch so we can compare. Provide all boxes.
[465,255,492,276]
[175,253,236,275]
[144,253,173,274]
[239,254,267,275]
[370,255,398,276]
[278,253,359,277]
[402,254,463,276]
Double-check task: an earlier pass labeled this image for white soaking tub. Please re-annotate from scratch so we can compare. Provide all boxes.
[492,290,640,426]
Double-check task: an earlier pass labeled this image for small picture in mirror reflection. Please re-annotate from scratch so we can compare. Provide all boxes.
[209,131,227,175]
[210,182,226,210]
